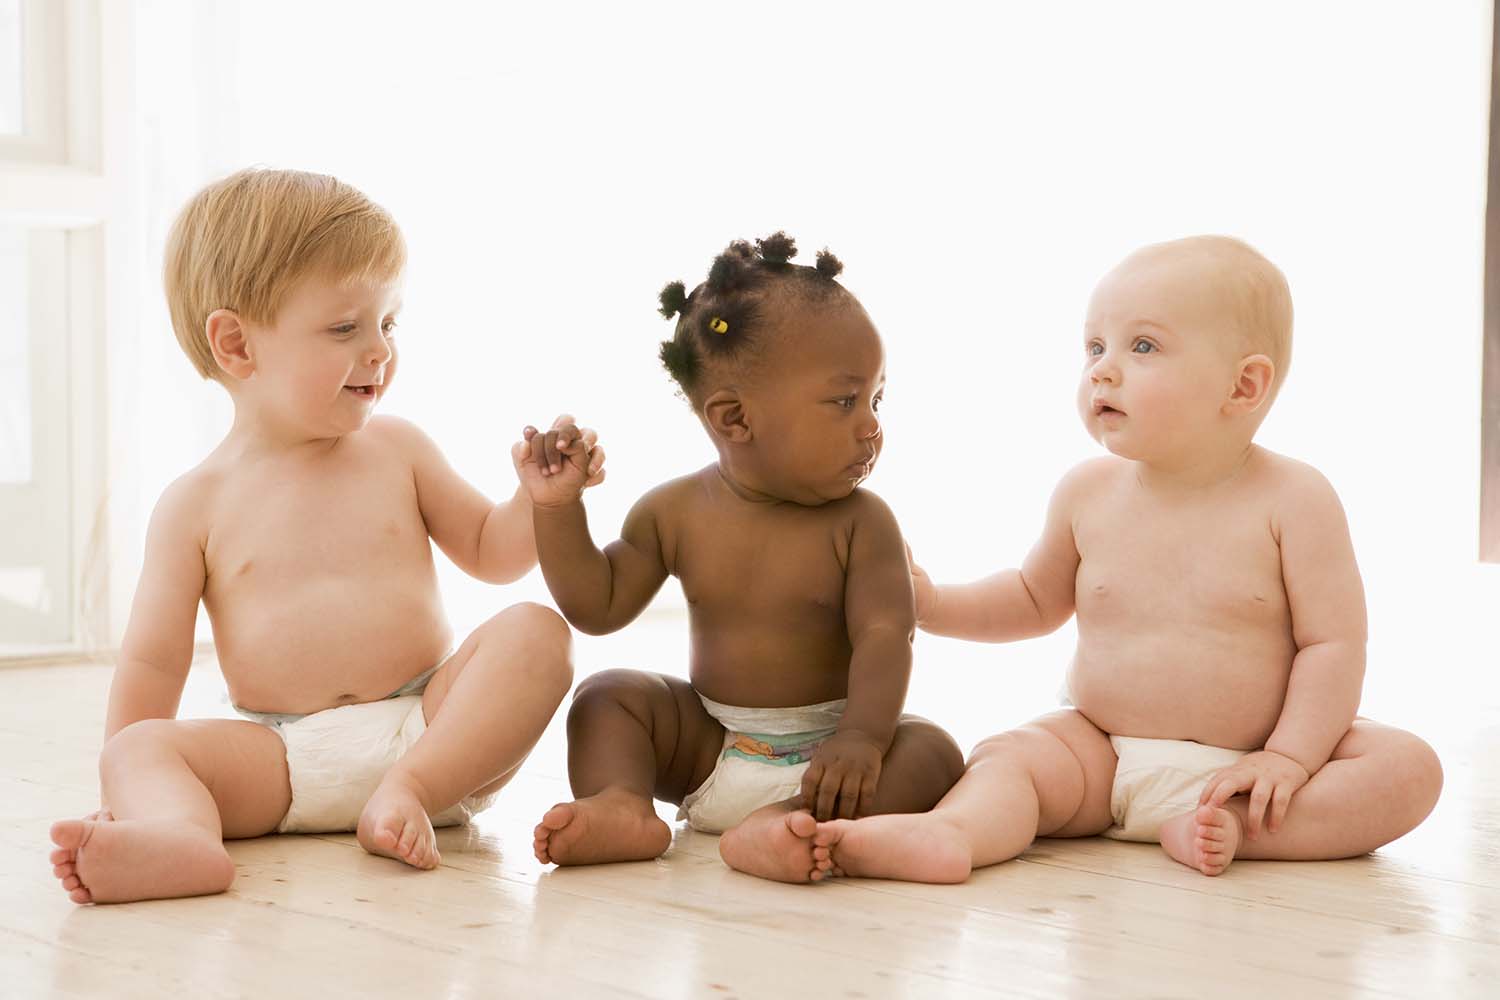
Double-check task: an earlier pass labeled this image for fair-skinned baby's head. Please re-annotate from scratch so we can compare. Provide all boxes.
[657,234,884,507]
[164,168,406,441]
[1078,235,1292,470]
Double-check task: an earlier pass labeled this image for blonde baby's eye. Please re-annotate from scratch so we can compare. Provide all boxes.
[1086,342,1104,357]
[382,320,398,337]
[873,395,883,412]
[1132,339,1156,354]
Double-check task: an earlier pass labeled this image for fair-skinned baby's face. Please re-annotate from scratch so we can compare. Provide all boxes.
[240,276,402,438]
[1077,253,1249,467]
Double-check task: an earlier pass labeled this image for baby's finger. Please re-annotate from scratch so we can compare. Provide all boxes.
[579,426,599,451]
[523,425,538,442]
[859,773,879,817]
[587,445,606,476]
[836,773,863,820]
[1203,773,1242,809]
[815,769,843,822]
[800,762,825,813]
[542,430,562,473]
[550,412,577,431]
[1269,783,1294,834]
[1246,778,1271,839]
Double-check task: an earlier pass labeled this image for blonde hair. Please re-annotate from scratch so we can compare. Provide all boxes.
[1138,235,1294,397]
[163,168,406,380]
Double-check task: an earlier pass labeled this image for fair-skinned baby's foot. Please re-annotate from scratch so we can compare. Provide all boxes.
[48,816,235,904]
[813,814,972,884]
[719,808,831,884]
[357,775,440,870]
[1160,804,1243,876]
[532,786,671,866]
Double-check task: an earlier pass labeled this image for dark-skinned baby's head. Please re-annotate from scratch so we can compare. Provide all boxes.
[656,232,858,407]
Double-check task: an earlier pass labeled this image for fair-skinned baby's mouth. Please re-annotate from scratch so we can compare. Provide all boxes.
[344,385,377,398]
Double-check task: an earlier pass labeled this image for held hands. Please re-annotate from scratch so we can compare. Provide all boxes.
[512,413,606,508]
[905,543,935,625]
[800,730,884,820]
[1198,749,1310,840]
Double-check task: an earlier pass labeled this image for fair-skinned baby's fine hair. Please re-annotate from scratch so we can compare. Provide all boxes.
[163,167,406,381]
[1134,234,1294,400]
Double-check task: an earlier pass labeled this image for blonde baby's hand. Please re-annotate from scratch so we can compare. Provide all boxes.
[512,414,606,508]
[801,731,884,821]
[905,543,935,625]
[1198,750,1310,840]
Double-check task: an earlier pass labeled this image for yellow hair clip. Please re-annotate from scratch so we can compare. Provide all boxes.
[709,317,729,334]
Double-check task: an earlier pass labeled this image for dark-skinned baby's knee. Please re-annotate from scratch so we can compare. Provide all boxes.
[567,668,651,732]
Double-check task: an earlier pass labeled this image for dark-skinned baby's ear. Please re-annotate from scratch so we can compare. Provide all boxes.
[701,388,752,444]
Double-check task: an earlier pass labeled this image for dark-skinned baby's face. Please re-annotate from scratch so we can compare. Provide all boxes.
[735,301,886,506]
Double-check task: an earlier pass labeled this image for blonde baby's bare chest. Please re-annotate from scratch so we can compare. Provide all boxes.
[201,437,450,714]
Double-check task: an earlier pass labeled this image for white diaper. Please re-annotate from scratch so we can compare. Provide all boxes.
[238,666,494,834]
[1102,735,1247,842]
[678,695,847,834]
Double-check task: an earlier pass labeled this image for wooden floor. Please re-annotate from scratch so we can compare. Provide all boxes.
[4,613,1499,999]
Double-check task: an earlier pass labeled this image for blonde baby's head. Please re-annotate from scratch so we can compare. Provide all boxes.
[164,169,407,439]
[1079,235,1292,465]
[164,168,406,382]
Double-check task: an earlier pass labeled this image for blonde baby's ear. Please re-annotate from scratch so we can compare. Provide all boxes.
[1226,353,1275,415]
[206,309,254,381]
[702,388,752,444]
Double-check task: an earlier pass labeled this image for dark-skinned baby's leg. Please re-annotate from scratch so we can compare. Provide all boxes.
[533,670,723,866]
[812,710,1118,883]
[1160,720,1443,875]
[720,715,965,884]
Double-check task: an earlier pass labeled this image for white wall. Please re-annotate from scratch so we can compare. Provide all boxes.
[124,2,1493,727]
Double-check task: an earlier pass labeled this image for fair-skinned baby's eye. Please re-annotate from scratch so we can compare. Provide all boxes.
[832,396,857,410]
[1132,339,1156,354]
[331,323,357,338]
[1086,341,1104,358]
[873,395,883,412]
[382,320,398,337]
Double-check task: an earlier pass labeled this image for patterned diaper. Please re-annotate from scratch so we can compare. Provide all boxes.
[677,695,847,834]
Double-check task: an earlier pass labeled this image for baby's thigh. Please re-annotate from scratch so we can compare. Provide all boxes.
[977,708,1117,838]
[102,718,291,838]
[868,715,966,814]
[568,668,725,803]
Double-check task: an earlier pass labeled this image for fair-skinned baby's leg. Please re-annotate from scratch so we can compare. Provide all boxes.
[1160,720,1443,875]
[532,668,724,866]
[813,709,1118,883]
[50,718,290,903]
[720,716,964,884]
[358,602,574,869]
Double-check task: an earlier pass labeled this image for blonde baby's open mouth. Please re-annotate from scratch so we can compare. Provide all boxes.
[344,384,377,398]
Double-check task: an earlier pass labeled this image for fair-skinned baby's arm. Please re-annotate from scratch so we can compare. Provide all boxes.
[1200,468,1367,838]
[105,478,206,742]
[522,441,671,634]
[800,492,913,821]
[384,414,599,585]
[1263,467,1367,772]
[915,461,1093,641]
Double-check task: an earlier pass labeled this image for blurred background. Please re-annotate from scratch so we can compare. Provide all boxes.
[1,0,1493,750]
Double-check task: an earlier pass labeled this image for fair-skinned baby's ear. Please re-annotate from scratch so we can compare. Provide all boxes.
[702,389,752,444]
[206,309,254,381]
[1226,353,1275,415]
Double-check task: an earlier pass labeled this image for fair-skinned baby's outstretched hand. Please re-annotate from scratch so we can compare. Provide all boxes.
[512,413,605,509]
[1198,749,1310,840]
[905,543,935,625]
[801,730,883,821]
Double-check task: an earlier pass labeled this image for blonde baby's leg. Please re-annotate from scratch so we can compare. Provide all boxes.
[1160,720,1442,874]
[49,719,290,903]
[813,709,1117,883]
[357,603,573,869]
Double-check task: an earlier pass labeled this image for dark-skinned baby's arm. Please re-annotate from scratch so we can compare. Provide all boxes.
[800,493,914,821]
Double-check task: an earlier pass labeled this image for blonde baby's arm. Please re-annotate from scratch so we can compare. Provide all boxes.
[385,415,598,585]
[917,462,1092,642]
[1262,468,1368,775]
[106,479,207,741]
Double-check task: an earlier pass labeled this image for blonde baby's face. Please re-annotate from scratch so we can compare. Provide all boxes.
[242,275,402,438]
[1077,251,1249,465]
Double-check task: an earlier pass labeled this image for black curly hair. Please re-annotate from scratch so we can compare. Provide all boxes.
[657,232,851,404]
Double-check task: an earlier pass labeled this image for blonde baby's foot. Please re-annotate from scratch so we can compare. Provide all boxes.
[357,775,440,870]
[532,786,671,866]
[48,817,235,904]
[1160,804,1242,876]
[813,814,972,884]
[719,808,829,884]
